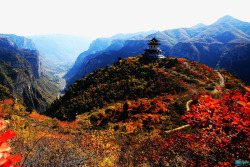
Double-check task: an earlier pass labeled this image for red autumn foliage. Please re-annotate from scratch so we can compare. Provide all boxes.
[58,121,77,128]
[93,96,171,129]
[0,99,14,118]
[29,111,46,122]
[185,89,250,137]
[0,118,22,166]
[178,87,250,165]
[140,88,250,165]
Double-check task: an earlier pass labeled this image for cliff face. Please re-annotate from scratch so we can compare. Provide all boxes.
[63,37,114,80]
[1,34,42,78]
[0,36,17,49]
[22,49,42,78]
[0,35,59,111]
[0,34,36,50]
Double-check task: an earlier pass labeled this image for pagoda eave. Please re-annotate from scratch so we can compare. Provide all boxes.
[147,43,161,45]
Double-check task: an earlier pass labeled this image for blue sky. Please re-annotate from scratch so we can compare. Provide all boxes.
[0,0,249,38]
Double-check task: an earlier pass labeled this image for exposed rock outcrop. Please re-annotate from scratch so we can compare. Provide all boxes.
[0,35,59,111]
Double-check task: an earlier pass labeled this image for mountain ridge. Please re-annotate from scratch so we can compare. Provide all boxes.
[65,15,250,86]
[63,30,157,86]
[45,55,246,122]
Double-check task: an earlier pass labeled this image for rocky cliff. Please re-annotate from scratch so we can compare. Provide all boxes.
[0,34,36,50]
[1,34,42,78]
[0,35,60,111]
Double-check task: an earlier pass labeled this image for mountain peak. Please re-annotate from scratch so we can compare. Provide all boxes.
[215,15,243,25]
[191,23,206,29]
[219,15,234,20]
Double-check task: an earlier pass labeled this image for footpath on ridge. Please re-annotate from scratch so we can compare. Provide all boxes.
[165,63,225,134]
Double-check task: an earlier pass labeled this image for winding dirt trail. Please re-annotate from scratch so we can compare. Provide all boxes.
[210,70,225,94]
[186,100,193,112]
[216,70,225,88]
[165,124,190,133]
[165,69,225,134]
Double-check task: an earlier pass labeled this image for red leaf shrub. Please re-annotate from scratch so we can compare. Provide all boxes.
[0,118,21,167]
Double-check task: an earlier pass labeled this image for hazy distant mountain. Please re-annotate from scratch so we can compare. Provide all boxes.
[64,30,156,85]
[28,34,93,65]
[0,34,37,50]
[191,23,206,29]
[65,16,250,86]
[168,15,250,83]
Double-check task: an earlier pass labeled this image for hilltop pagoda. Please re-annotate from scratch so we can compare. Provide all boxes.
[144,37,165,61]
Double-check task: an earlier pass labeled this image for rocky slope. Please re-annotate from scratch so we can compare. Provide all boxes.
[1,34,67,79]
[1,34,43,78]
[0,35,60,111]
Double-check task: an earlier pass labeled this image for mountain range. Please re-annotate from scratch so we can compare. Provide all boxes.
[63,30,157,86]
[65,15,250,86]
[1,15,249,111]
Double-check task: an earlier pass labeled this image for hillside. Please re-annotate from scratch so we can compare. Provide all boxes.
[0,84,16,100]
[42,56,248,166]
[1,55,249,166]
[66,15,250,86]
[0,35,61,111]
[45,56,245,122]
[64,31,157,86]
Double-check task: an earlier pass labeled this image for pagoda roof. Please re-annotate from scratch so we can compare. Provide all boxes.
[148,37,160,42]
